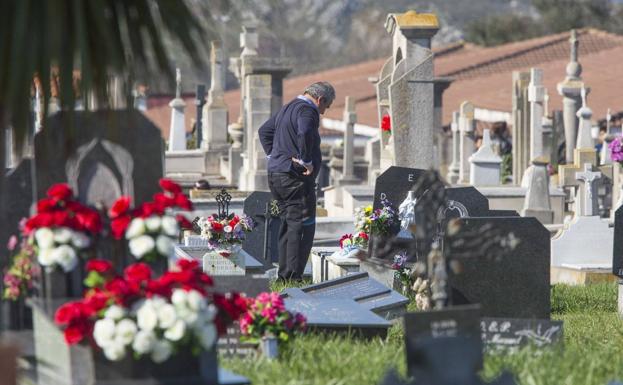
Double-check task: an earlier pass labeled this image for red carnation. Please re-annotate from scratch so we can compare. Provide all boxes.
[110,215,131,240]
[174,193,193,210]
[47,183,73,202]
[37,198,56,213]
[54,301,94,325]
[83,290,110,313]
[381,114,391,132]
[139,202,165,218]
[159,178,182,195]
[124,263,152,284]
[86,259,113,274]
[212,222,224,232]
[109,196,131,219]
[76,209,102,234]
[153,192,175,210]
[52,211,70,228]
[64,323,90,345]
[176,214,193,230]
[177,259,200,272]
[358,232,369,240]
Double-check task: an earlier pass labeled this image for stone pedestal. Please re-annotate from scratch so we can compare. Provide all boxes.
[469,129,501,186]
[521,158,554,224]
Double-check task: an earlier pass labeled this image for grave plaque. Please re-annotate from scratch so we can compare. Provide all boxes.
[284,298,391,337]
[35,111,163,207]
[404,305,483,376]
[480,317,563,349]
[448,217,550,319]
[203,251,245,276]
[175,243,263,275]
[283,272,409,319]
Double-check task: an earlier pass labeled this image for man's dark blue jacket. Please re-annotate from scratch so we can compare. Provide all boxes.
[258,97,321,178]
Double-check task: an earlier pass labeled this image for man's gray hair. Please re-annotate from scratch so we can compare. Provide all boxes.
[304,82,335,103]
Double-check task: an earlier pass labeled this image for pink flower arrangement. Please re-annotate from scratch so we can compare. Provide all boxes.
[240,292,306,344]
[609,137,623,164]
[3,237,40,301]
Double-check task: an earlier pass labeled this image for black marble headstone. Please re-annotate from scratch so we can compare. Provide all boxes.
[284,297,391,337]
[480,317,563,349]
[404,305,483,376]
[612,206,623,278]
[35,111,163,207]
[372,166,427,211]
[282,272,409,319]
[448,217,550,319]
[242,191,280,268]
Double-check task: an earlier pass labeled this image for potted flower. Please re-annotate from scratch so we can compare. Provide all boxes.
[196,213,254,257]
[53,259,247,381]
[239,292,306,359]
[108,179,194,271]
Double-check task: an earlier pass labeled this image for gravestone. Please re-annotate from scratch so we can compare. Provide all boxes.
[480,317,563,349]
[282,272,409,319]
[404,305,483,376]
[0,159,33,266]
[449,216,550,319]
[174,243,263,276]
[283,297,391,337]
[242,191,280,268]
[611,206,623,278]
[35,111,163,207]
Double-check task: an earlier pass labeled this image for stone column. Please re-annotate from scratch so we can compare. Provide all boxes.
[168,68,187,151]
[458,101,475,184]
[521,157,554,224]
[512,71,531,184]
[339,96,360,185]
[202,41,229,151]
[385,10,439,170]
[446,111,460,184]
[575,87,593,150]
[528,68,545,160]
[469,129,502,186]
[557,30,588,163]
[601,109,613,165]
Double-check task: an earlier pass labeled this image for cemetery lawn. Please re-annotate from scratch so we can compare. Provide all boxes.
[220,281,622,385]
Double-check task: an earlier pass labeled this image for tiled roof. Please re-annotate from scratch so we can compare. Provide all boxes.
[147,28,623,139]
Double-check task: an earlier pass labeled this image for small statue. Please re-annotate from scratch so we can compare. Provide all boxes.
[397,190,417,238]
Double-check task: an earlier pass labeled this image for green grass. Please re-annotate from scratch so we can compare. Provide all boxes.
[220,281,623,385]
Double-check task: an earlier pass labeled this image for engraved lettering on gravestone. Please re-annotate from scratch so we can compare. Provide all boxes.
[480,318,562,348]
[408,174,414,182]
[380,192,387,201]
[66,138,135,207]
[430,319,458,338]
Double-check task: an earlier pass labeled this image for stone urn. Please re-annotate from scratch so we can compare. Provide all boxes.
[228,119,244,149]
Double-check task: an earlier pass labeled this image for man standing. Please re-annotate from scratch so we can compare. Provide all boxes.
[259,81,335,281]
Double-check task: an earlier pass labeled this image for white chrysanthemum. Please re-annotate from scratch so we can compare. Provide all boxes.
[52,244,78,272]
[144,216,161,232]
[53,227,73,244]
[35,228,55,250]
[128,235,155,258]
[93,318,116,348]
[155,235,173,257]
[136,302,158,331]
[177,307,199,326]
[37,248,55,267]
[197,323,217,350]
[103,340,126,361]
[161,216,179,237]
[186,290,206,312]
[157,303,177,329]
[125,218,146,239]
[71,231,91,249]
[223,225,233,233]
[149,296,167,310]
[151,339,172,363]
[115,319,138,346]
[171,289,188,307]
[132,330,155,354]
[104,305,126,321]
[164,319,186,342]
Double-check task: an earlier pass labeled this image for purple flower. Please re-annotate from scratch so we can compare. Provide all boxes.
[609,137,623,163]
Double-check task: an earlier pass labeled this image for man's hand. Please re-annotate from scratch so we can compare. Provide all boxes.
[292,157,314,176]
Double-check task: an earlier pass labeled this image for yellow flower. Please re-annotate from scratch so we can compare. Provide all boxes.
[366,218,372,224]
[364,206,372,214]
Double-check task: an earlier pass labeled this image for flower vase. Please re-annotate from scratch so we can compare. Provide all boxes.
[260,336,279,359]
[216,244,242,258]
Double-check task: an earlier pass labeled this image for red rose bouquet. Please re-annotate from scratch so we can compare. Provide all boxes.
[54,259,247,363]
[109,179,193,262]
[23,183,102,272]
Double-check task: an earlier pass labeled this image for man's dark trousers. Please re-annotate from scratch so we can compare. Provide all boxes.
[268,171,315,280]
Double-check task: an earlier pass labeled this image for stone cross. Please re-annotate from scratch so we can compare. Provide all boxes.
[339,96,360,185]
[528,68,545,160]
[202,41,229,151]
[575,86,593,150]
[557,29,588,163]
[468,129,502,186]
[458,101,475,184]
[576,163,601,216]
[446,111,460,184]
[168,68,187,151]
